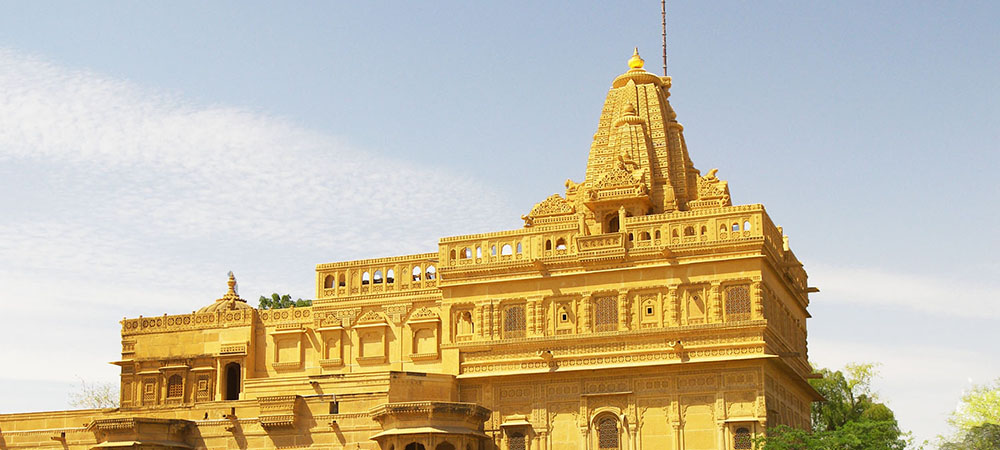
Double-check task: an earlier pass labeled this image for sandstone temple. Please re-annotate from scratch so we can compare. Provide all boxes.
[0,49,820,450]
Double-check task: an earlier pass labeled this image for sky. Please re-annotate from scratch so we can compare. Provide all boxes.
[0,1,997,446]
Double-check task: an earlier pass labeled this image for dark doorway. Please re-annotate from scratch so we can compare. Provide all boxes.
[405,443,425,450]
[607,215,620,233]
[225,362,241,400]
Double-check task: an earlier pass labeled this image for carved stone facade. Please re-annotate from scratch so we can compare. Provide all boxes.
[0,50,819,450]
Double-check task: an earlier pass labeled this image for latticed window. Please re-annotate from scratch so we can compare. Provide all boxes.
[597,417,619,449]
[508,432,526,450]
[594,297,618,332]
[166,375,183,398]
[726,286,751,321]
[142,381,155,403]
[734,427,752,449]
[504,305,526,338]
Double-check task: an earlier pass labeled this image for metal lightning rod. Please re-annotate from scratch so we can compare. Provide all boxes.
[661,0,668,76]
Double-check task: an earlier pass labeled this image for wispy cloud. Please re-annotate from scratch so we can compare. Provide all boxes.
[0,47,520,410]
[809,263,1000,319]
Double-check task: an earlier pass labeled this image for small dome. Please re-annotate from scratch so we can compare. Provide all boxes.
[196,272,254,314]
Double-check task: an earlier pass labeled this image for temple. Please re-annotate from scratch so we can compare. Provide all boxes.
[0,49,820,450]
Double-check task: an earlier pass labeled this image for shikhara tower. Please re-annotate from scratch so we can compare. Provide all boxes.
[1,50,819,450]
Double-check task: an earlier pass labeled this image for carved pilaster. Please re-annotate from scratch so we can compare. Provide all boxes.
[667,286,679,326]
[474,303,485,338]
[580,295,592,333]
[618,291,629,331]
[752,281,764,320]
[709,282,722,323]
[491,303,500,339]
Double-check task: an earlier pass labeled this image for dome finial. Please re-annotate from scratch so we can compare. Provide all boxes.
[226,271,237,298]
[628,48,645,70]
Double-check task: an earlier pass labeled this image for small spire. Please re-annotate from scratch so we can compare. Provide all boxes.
[628,48,645,70]
[227,271,237,295]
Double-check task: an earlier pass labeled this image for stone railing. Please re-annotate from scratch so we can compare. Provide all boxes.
[316,253,439,299]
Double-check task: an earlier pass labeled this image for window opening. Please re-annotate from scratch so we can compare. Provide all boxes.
[598,416,619,449]
[734,427,752,449]
[684,226,695,236]
[555,238,567,250]
[412,266,422,281]
[323,275,334,289]
[545,240,552,250]
[373,270,383,284]
[338,273,346,287]
[608,215,620,233]
[476,246,482,258]
[167,375,183,398]
[725,286,751,321]
[594,297,618,332]
[491,245,497,256]
[386,269,394,283]
[224,363,241,400]
[425,265,436,280]
[732,223,740,232]
[329,401,339,414]
[405,444,426,450]
[509,432,526,450]
[361,272,370,285]
[501,244,513,256]
[516,243,523,254]
[744,220,752,231]
[504,305,526,338]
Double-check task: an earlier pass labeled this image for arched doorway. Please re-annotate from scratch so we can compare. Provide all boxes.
[404,443,425,450]
[224,362,241,400]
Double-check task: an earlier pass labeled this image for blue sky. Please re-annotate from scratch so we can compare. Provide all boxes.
[0,1,997,445]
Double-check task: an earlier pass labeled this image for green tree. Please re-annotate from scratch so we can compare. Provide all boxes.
[938,378,1000,449]
[755,363,908,450]
[258,293,312,309]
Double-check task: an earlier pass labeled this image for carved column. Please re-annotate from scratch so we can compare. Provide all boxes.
[709,282,722,323]
[491,302,500,339]
[667,286,679,327]
[580,295,592,333]
[474,302,485,338]
[751,281,764,320]
[618,291,630,331]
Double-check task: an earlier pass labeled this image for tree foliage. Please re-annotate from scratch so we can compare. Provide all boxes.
[69,377,118,409]
[756,363,908,450]
[258,293,311,309]
[938,378,1000,449]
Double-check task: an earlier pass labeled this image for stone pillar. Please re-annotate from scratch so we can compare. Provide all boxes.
[751,281,764,320]
[491,302,500,339]
[667,287,679,327]
[474,302,485,338]
[618,291,629,331]
[580,295,591,333]
[709,282,722,323]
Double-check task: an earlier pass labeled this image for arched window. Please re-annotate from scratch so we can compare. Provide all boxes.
[720,224,727,233]
[450,249,456,260]
[457,311,474,335]
[166,375,183,398]
[726,286,751,321]
[476,246,482,258]
[516,242,523,254]
[501,244,513,256]
[594,297,618,332]
[732,222,740,232]
[503,305,526,338]
[386,269,395,283]
[545,240,552,250]
[555,238,567,250]
[639,231,650,240]
[323,275,334,289]
[373,270,383,284]
[628,233,634,241]
[425,265,436,280]
[463,247,473,259]
[405,444,425,450]
[672,229,679,238]
[413,328,436,354]
[491,245,497,256]
[224,362,241,400]
[744,220,752,231]
[597,416,619,449]
[655,230,661,239]
[684,226,695,236]
[607,215,620,233]
[700,225,707,236]
[734,427,752,449]
[558,306,570,323]
[362,271,371,285]
[508,432,526,450]
[435,443,456,450]
[338,273,346,287]
[412,266,422,281]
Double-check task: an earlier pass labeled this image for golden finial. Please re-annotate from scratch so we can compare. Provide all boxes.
[223,271,238,300]
[628,48,645,70]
